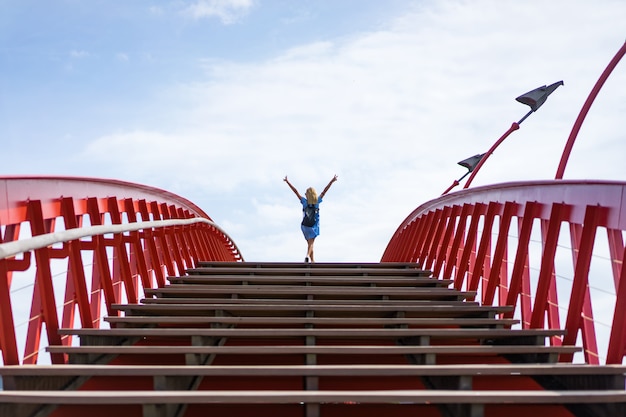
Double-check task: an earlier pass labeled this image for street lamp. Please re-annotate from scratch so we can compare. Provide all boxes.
[461,80,564,189]
[441,154,484,195]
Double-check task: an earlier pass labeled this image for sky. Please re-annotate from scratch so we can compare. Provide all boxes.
[1,0,625,263]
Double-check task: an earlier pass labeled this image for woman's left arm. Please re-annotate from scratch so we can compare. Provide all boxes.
[320,174,338,199]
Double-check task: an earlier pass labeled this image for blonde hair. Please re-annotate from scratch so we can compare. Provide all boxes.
[305,187,318,205]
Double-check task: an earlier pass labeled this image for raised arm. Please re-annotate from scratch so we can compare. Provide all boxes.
[284,176,303,200]
[319,174,338,199]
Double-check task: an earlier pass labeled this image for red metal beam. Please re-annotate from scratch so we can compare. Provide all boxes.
[0,176,242,365]
[383,180,626,364]
[555,41,626,179]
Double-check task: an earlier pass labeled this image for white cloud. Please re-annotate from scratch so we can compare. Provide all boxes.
[182,0,255,24]
[70,50,90,58]
[80,0,626,263]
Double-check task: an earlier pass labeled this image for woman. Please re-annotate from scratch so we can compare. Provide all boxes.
[284,175,338,263]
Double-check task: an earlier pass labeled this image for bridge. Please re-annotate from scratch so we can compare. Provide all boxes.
[0,43,625,417]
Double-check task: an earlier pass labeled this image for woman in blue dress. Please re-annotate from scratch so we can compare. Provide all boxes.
[284,175,338,263]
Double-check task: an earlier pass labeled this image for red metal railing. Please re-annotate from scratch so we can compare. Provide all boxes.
[382,41,626,366]
[0,176,242,365]
[382,179,626,365]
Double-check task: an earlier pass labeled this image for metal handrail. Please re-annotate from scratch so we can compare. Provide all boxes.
[0,217,242,261]
[0,176,244,365]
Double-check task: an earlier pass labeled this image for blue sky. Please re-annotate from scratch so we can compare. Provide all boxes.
[2,0,407,149]
[1,0,626,262]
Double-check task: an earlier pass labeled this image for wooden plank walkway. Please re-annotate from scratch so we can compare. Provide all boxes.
[2,261,624,417]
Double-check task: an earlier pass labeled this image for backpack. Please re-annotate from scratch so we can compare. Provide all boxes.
[301,204,318,227]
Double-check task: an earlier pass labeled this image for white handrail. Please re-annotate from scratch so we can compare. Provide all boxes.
[0,217,242,260]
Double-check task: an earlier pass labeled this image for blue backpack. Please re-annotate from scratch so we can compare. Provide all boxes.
[301,204,318,227]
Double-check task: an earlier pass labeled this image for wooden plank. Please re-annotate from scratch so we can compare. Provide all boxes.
[169,276,449,287]
[59,327,565,339]
[186,267,430,277]
[139,298,478,306]
[112,303,512,314]
[2,363,625,377]
[146,285,467,298]
[46,344,581,356]
[111,304,511,318]
[1,389,624,405]
[103,316,520,327]
[195,261,424,270]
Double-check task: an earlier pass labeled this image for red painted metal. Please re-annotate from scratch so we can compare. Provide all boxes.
[382,180,626,364]
[462,122,520,189]
[555,40,626,179]
[0,176,242,365]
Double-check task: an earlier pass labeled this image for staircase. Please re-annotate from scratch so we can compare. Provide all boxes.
[1,262,625,417]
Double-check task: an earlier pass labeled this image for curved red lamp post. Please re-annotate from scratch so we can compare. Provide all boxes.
[555,40,626,179]
[441,154,484,195]
[455,81,564,191]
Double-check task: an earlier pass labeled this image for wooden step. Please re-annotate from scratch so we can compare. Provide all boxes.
[194,261,424,271]
[3,363,624,379]
[47,344,581,366]
[3,389,623,417]
[104,316,520,328]
[138,298,479,306]
[146,285,469,299]
[59,327,565,345]
[169,275,449,287]
[187,266,430,277]
[2,388,624,405]
[112,303,513,318]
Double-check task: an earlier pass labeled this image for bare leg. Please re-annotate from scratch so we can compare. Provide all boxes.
[306,238,315,263]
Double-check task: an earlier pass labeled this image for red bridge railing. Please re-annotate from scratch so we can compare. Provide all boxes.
[0,176,242,365]
[382,179,626,365]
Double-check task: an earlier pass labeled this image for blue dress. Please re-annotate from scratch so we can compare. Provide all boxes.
[300,196,322,240]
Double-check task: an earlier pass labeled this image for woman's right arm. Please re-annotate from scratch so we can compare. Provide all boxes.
[284,176,303,200]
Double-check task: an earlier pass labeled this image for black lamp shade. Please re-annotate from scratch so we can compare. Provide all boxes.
[516,81,564,111]
[458,154,484,172]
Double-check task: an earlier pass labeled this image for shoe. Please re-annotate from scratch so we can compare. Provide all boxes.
[305,257,309,263]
